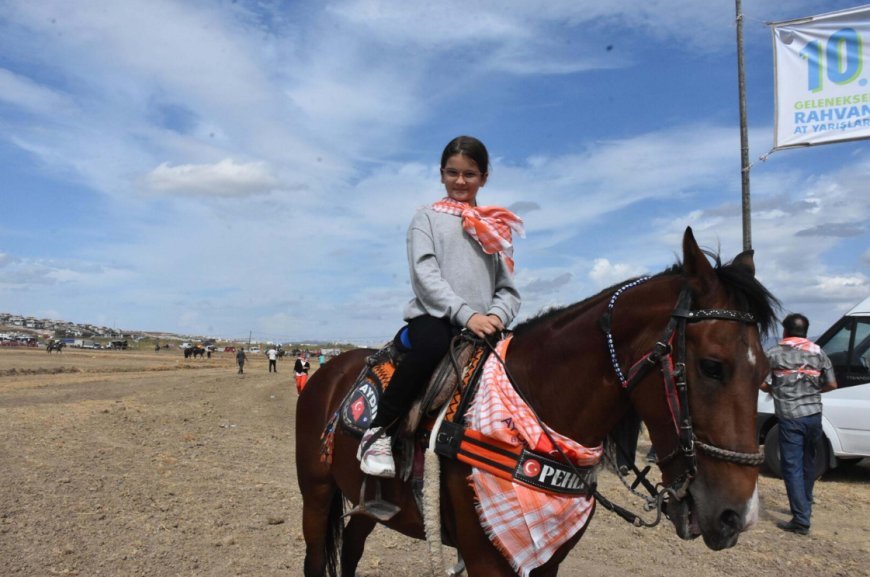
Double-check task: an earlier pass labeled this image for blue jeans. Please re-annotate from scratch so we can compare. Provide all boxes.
[778,413,822,527]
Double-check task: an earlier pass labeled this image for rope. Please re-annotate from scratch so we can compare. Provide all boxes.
[695,439,764,466]
[424,401,453,575]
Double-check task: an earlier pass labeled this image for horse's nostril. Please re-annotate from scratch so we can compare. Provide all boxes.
[720,509,742,535]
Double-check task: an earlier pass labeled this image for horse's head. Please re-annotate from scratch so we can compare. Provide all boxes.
[632,228,777,550]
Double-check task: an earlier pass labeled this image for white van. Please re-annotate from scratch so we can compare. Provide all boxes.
[757,296,870,477]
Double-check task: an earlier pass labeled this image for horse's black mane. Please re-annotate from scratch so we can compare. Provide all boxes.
[513,251,780,337]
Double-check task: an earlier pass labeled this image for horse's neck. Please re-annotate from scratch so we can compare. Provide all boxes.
[507,279,679,446]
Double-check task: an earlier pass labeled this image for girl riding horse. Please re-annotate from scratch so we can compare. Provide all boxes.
[297,228,777,577]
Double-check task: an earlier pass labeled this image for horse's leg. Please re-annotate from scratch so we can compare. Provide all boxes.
[301,480,344,577]
[441,463,517,577]
[297,350,384,577]
[339,515,377,577]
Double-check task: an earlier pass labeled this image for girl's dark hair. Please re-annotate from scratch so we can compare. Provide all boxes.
[441,135,489,174]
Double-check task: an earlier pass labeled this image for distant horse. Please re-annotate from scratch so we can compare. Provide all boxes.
[295,228,778,577]
[183,346,205,359]
[46,341,65,354]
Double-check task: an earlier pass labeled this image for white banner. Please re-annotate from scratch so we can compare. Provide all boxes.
[771,5,870,150]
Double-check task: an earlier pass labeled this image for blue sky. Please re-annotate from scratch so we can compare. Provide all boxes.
[1,0,868,345]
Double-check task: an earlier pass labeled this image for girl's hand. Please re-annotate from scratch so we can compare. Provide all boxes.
[466,313,504,339]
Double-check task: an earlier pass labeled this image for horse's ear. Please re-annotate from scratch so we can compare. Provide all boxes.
[731,249,756,277]
[682,227,716,295]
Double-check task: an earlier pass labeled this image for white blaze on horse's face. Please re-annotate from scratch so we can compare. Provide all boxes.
[746,346,756,367]
[743,485,760,530]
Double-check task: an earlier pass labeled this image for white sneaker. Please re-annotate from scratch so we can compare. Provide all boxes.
[357,426,396,478]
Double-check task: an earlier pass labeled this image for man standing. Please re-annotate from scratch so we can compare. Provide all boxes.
[267,347,279,373]
[236,347,247,375]
[609,409,641,476]
[761,313,837,535]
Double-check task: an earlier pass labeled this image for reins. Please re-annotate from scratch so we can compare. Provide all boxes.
[477,334,662,527]
[471,277,764,528]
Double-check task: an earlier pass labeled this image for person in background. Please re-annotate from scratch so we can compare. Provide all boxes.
[266,347,278,373]
[294,355,310,393]
[609,409,641,476]
[236,347,247,375]
[608,411,656,473]
[358,135,522,478]
[761,313,838,535]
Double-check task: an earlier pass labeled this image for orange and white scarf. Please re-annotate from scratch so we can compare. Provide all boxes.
[467,336,602,577]
[774,337,823,378]
[431,197,524,272]
[780,337,820,354]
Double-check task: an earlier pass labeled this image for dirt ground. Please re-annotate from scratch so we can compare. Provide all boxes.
[1,347,868,577]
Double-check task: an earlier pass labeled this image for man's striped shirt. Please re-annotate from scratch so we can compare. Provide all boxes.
[765,337,836,419]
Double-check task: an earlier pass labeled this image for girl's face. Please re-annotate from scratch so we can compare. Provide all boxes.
[441,153,487,206]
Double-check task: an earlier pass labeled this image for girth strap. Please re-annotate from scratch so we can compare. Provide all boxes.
[434,420,597,496]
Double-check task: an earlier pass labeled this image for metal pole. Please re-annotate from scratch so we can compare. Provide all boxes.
[736,0,752,251]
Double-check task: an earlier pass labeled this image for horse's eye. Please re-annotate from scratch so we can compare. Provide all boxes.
[699,359,725,381]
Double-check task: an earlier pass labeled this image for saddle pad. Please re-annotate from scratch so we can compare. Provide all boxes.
[340,357,395,436]
[339,334,484,438]
[467,336,602,577]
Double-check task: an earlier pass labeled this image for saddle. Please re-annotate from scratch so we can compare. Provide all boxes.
[320,330,598,524]
[337,329,488,444]
[316,330,488,522]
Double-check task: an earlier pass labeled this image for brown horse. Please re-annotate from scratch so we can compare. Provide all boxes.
[295,227,778,577]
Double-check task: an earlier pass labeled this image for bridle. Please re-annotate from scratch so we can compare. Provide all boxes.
[474,276,765,528]
[600,277,764,502]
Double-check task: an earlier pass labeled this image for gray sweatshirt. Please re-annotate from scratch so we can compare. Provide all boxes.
[402,207,521,328]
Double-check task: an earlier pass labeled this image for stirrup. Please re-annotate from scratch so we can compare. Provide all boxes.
[344,476,401,522]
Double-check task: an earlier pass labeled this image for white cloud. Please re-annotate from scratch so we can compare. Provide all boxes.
[492,124,737,242]
[589,258,649,289]
[147,159,280,197]
[0,253,134,298]
[328,0,739,56]
[814,274,868,294]
[0,252,16,267]
[644,153,870,333]
[0,68,75,115]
